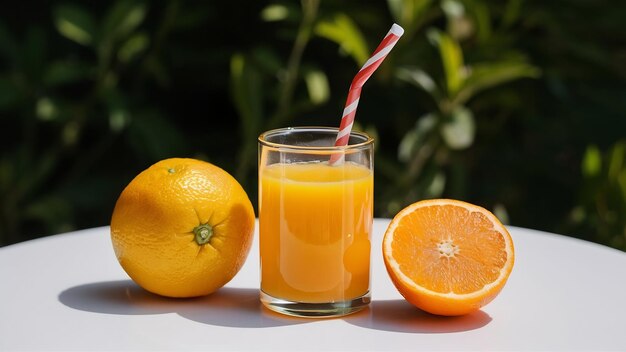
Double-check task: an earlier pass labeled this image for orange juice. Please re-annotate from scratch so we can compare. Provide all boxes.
[259,161,373,303]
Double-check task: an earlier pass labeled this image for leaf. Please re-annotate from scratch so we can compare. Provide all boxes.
[396,66,442,100]
[43,61,93,87]
[582,145,602,178]
[608,141,626,182]
[425,171,446,198]
[36,97,58,121]
[230,54,263,141]
[388,0,433,33]
[427,29,464,96]
[471,1,492,43]
[117,32,149,63]
[315,13,369,66]
[53,4,97,46]
[126,111,187,160]
[398,113,437,162]
[261,4,290,22]
[230,53,265,180]
[442,0,473,41]
[398,131,418,163]
[252,46,283,74]
[304,69,329,104]
[493,203,510,225]
[618,170,626,202]
[100,0,147,45]
[455,61,540,105]
[502,0,523,28]
[103,88,131,132]
[23,195,73,233]
[413,163,445,199]
[440,106,475,150]
[441,0,464,18]
[387,0,405,23]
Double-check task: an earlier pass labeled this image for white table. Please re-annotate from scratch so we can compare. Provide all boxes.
[1,219,625,351]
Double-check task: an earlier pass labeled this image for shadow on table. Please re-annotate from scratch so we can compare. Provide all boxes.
[58,280,309,328]
[344,299,492,333]
[59,280,491,333]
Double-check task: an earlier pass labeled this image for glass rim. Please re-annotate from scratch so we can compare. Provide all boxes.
[258,126,374,151]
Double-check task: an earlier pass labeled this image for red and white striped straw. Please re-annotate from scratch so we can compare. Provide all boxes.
[330,23,404,164]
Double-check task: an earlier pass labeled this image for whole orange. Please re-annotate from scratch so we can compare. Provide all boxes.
[110,158,255,298]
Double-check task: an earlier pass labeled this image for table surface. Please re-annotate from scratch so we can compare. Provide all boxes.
[1,219,626,351]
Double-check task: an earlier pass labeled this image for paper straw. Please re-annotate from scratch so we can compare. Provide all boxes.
[330,23,404,164]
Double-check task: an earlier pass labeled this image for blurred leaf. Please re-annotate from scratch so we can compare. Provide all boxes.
[14,150,59,200]
[398,113,437,162]
[230,53,265,180]
[315,13,369,66]
[396,66,442,100]
[261,4,290,22]
[252,47,283,74]
[425,171,446,198]
[448,16,474,41]
[398,130,419,163]
[469,1,491,43]
[53,4,97,46]
[388,0,433,34]
[142,56,169,87]
[104,88,131,132]
[619,170,626,201]
[0,77,19,109]
[304,68,329,104]
[109,109,130,132]
[493,203,510,225]
[582,145,602,178]
[117,32,149,63]
[101,0,147,45]
[502,0,523,28]
[411,163,446,199]
[36,97,58,121]
[441,0,464,18]
[43,61,93,87]
[127,111,187,160]
[230,54,263,141]
[455,61,540,105]
[608,141,626,182]
[443,0,491,41]
[23,195,73,233]
[62,121,80,146]
[428,29,464,96]
[440,106,474,150]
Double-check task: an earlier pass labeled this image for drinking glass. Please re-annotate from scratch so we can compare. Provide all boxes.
[258,127,374,317]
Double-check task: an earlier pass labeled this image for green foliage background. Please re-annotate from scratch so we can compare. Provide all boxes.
[1,0,625,250]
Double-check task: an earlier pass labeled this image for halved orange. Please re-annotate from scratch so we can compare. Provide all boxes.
[382,199,515,316]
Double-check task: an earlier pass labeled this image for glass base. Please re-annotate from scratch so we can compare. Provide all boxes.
[260,290,370,318]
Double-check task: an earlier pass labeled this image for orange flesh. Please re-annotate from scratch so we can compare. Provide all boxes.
[391,205,508,294]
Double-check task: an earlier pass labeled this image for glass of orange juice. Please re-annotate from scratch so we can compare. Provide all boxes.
[258,127,373,317]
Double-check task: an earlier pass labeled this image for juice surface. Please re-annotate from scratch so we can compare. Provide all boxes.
[259,161,373,303]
